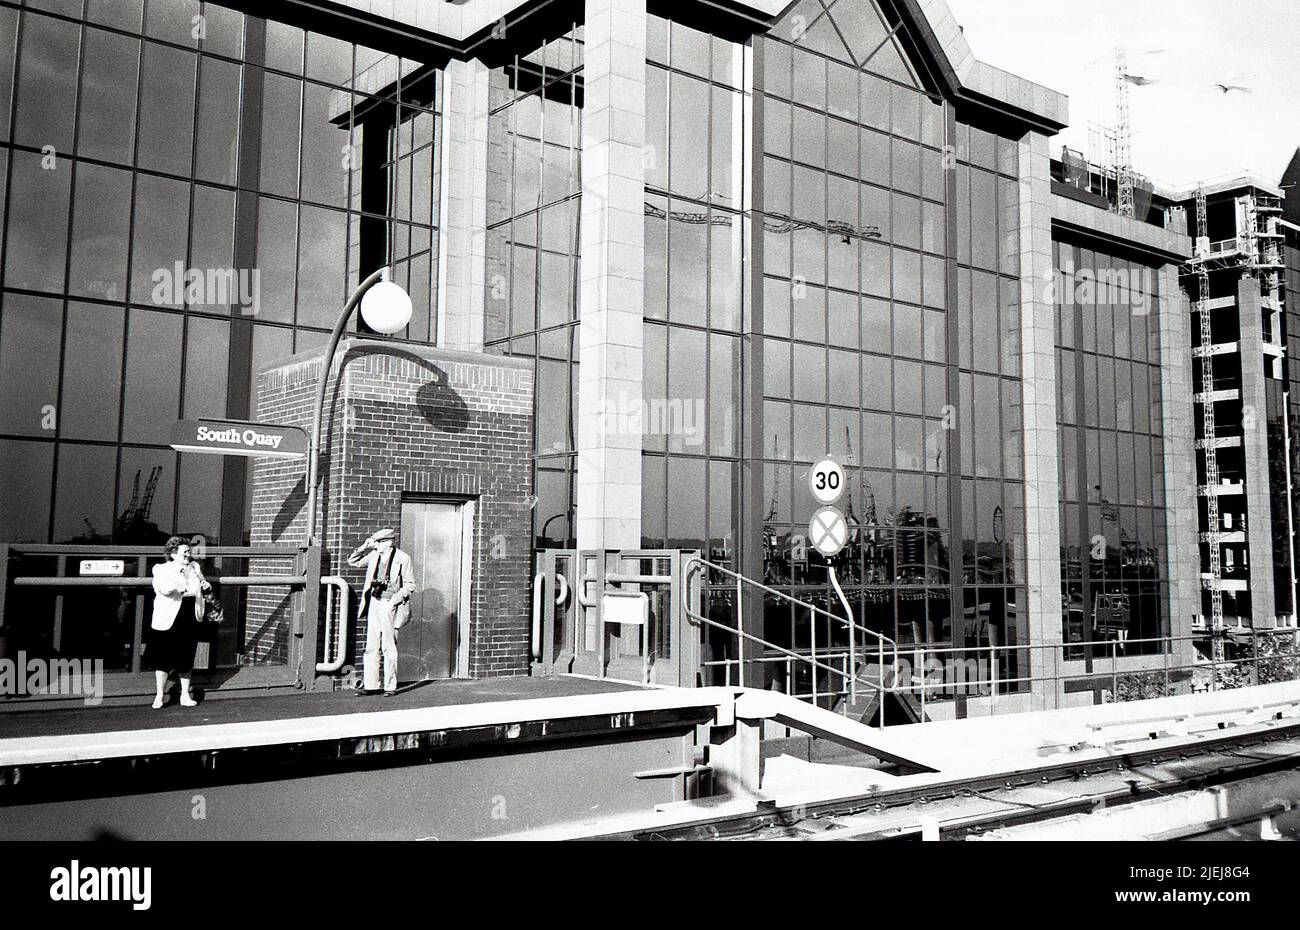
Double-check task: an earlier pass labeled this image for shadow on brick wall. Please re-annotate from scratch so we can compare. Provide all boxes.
[342,345,473,434]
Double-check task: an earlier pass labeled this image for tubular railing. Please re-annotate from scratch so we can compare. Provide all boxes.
[682,555,900,722]
[697,630,1300,722]
[0,543,323,687]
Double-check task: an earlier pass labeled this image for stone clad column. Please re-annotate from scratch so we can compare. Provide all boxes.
[575,0,646,552]
[1237,280,1278,626]
[1016,130,1063,710]
[1156,263,1199,668]
[437,57,491,352]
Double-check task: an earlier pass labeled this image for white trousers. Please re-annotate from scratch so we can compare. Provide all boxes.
[363,599,399,693]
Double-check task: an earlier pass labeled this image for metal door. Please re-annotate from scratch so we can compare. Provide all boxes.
[399,499,472,681]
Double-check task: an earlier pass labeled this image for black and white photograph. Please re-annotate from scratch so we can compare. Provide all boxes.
[0,0,1297,911]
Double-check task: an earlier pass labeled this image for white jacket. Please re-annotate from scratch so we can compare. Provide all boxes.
[151,561,206,631]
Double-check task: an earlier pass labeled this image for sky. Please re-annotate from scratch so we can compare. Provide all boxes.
[944,0,1300,191]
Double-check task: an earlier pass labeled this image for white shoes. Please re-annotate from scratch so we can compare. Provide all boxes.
[179,692,198,708]
[152,694,165,709]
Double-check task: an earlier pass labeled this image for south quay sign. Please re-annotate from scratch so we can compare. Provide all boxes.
[170,419,308,460]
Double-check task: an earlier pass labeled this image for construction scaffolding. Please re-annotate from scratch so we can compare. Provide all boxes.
[1191,186,1225,656]
[1184,182,1293,644]
[1114,48,1136,219]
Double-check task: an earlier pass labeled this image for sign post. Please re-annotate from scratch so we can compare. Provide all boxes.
[806,458,860,705]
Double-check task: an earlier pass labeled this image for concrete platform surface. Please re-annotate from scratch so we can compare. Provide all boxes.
[0,675,645,740]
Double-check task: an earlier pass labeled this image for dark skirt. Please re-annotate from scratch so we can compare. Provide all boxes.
[143,597,200,674]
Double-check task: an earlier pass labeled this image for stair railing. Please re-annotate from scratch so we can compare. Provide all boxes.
[681,555,900,723]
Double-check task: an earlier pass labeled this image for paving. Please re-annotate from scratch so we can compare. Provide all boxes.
[0,675,644,740]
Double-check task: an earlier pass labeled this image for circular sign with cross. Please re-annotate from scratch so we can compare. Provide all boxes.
[808,458,846,505]
[808,506,849,558]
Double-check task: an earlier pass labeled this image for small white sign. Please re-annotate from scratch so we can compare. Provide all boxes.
[809,459,846,505]
[808,507,849,558]
[80,560,125,577]
[602,592,649,626]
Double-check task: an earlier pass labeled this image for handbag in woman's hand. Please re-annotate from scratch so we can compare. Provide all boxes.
[202,590,224,625]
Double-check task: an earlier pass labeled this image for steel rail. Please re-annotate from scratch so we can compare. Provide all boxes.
[586,718,1300,841]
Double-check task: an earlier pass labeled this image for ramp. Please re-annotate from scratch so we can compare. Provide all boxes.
[734,689,942,772]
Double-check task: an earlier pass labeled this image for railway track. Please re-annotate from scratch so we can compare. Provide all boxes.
[587,719,1300,841]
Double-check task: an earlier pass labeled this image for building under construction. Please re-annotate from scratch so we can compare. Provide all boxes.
[1054,138,1300,679]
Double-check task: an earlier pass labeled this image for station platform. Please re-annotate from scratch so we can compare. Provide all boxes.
[0,675,644,740]
[8,676,1298,841]
[0,676,729,840]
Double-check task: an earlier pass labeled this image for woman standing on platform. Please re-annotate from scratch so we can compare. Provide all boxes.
[146,536,211,709]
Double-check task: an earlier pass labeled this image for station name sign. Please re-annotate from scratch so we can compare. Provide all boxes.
[170,419,308,460]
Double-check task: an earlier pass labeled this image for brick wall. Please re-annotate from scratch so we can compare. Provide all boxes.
[249,339,535,680]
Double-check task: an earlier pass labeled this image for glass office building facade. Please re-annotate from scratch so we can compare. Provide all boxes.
[752,0,1029,682]
[4,0,1205,705]
[1053,239,1171,654]
[481,0,1035,696]
[0,0,442,552]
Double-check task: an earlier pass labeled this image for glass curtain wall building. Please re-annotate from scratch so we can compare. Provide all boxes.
[477,0,1051,703]
[3,0,1213,709]
[751,1,1030,693]
[1053,239,1171,656]
[0,0,443,666]
[0,0,441,551]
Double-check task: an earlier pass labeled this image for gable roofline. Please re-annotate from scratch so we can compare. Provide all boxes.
[228,0,1070,132]
[892,0,1067,132]
[703,0,1072,133]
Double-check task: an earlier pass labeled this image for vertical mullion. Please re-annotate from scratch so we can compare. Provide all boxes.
[51,14,88,542]
[738,34,767,688]
[110,13,153,546]
[175,21,206,533]
[943,101,965,713]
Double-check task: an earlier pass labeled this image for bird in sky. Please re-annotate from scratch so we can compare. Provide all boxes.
[1214,83,1253,94]
[1123,73,1158,86]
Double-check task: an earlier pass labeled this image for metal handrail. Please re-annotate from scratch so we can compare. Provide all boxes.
[684,556,899,656]
[12,575,307,588]
[697,627,1300,720]
[316,576,350,673]
[681,556,901,720]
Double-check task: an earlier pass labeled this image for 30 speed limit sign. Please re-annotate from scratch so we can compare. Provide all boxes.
[809,458,845,505]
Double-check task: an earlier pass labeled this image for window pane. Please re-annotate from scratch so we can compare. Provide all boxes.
[5,148,72,292]
[669,72,709,199]
[254,196,297,323]
[61,303,124,441]
[137,41,197,176]
[188,185,236,302]
[668,327,707,454]
[68,162,131,300]
[0,439,53,542]
[257,70,302,197]
[122,309,183,443]
[13,12,80,151]
[295,205,348,328]
[0,295,62,436]
[131,174,191,305]
[195,55,242,185]
[182,315,229,421]
[301,81,354,208]
[53,443,117,543]
[78,27,140,165]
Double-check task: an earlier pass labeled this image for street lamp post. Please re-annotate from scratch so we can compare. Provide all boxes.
[305,267,413,546]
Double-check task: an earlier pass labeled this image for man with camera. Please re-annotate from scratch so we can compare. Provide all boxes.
[347,528,417,696]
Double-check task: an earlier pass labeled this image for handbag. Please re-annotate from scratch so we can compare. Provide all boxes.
[202,589,224,625]
[194,590,221,671]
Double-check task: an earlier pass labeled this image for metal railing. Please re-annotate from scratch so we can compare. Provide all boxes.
[682,555,900,722]
[695,630,1300,722]
[0,543,324,688]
